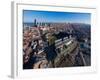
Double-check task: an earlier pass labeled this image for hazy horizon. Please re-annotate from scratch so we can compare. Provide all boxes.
[23,10,91,24]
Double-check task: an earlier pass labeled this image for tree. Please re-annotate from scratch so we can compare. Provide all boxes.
[48,35,57,46]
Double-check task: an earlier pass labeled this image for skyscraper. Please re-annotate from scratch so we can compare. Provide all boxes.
[34,19,37,27]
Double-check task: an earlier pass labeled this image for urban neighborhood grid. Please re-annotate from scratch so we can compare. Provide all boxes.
[23,10,91,69]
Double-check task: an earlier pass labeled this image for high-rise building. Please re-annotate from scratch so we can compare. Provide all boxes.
[34,19,37,27]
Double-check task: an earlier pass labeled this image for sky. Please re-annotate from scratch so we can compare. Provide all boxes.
[23,10,91,24]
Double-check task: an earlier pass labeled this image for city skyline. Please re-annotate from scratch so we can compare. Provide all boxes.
[23,10,91,24]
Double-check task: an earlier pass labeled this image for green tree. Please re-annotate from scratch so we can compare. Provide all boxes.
[48,35,57,46]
